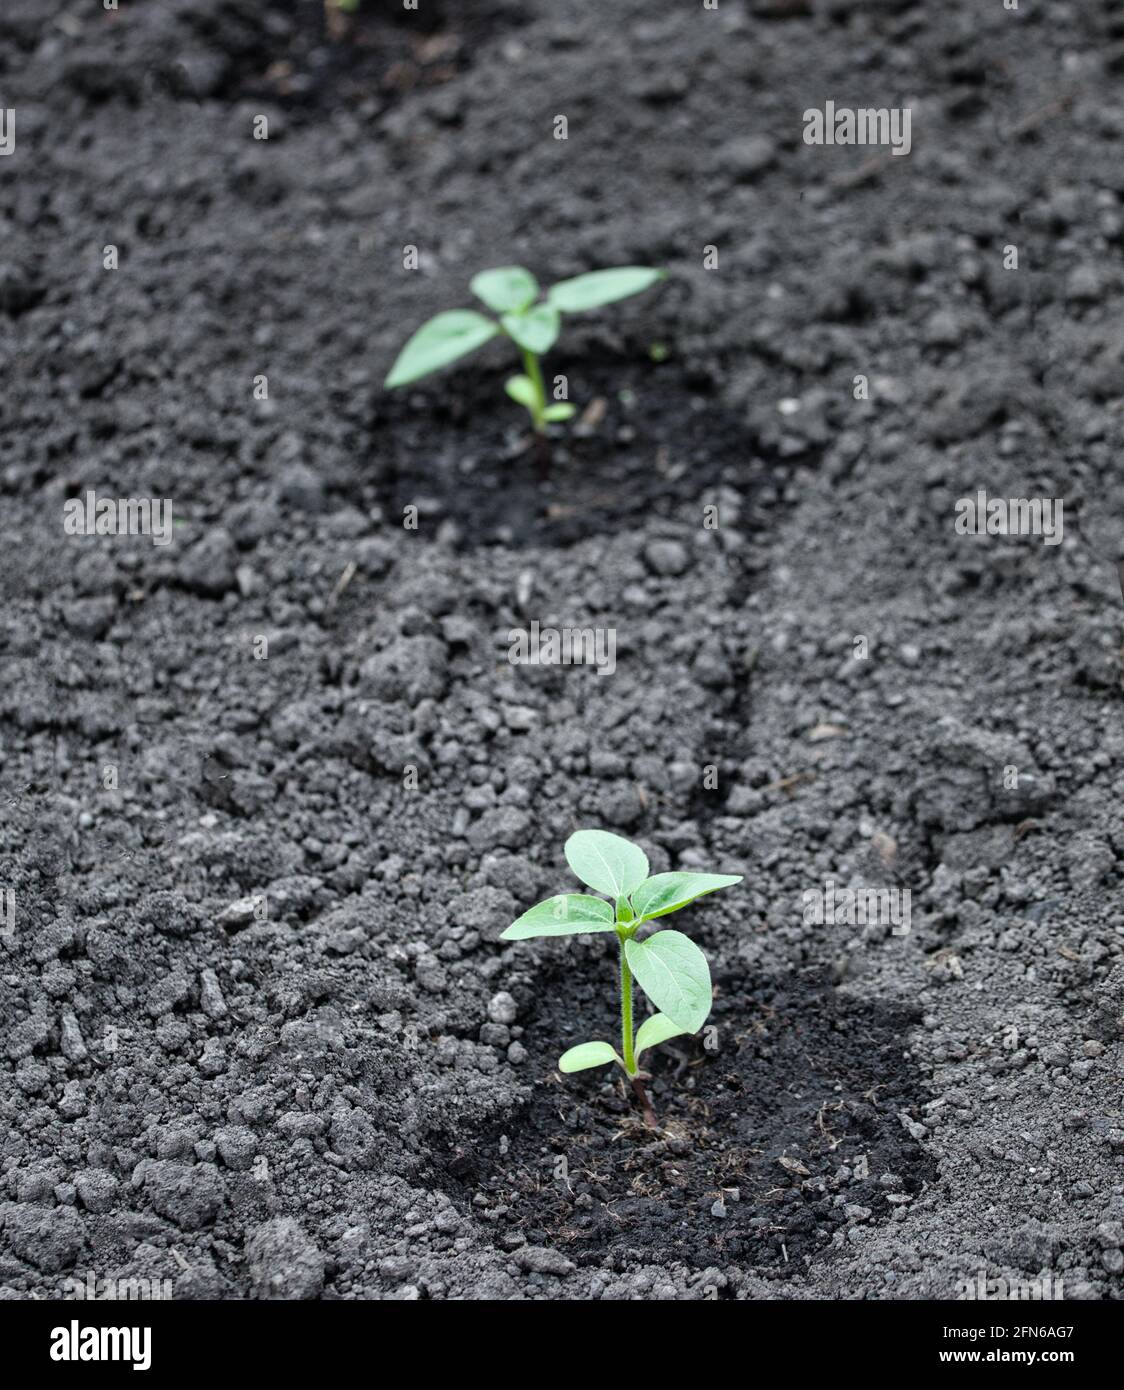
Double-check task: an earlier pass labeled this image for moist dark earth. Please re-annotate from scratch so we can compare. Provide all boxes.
[0,0,1122,1301]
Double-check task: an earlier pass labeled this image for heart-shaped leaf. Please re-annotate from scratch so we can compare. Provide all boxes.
[501,893,615,940]
[501,304,561,355]
[385,310,499,388]
[631,872,742,923]
[558,1041,622,1073]
[504,374,537,410]
[564,830,649,898]
[634,1012,686,1057]
[548,266,666,313]
[470,266,539,313]
[625,930,712,1033]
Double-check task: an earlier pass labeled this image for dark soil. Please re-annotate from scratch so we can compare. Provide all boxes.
[452,968,936,1283]
[376,352,781,548]
[1,0,1122,1303]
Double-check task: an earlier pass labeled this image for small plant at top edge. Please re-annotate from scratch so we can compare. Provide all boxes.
[324,0,360,43]
[499,828,741,1127]
[384,265,666,434]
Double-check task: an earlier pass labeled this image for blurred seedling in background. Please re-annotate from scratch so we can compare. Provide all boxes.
[385,266,666,436]
[325,0,359,41]
[500,829,740,1127]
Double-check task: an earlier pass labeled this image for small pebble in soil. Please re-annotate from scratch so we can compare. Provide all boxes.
[644,539,691,576]
[514,1245,575,1276]
[488,991,518,1025]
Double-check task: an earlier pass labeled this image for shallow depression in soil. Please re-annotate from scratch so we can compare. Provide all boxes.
[435,966,938,1283]
[372,357,787,549]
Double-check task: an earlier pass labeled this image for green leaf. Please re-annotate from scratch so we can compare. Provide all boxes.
[635,1012,687,1057]
[625,930,712,1033]
[558,1041,622,1073]
[385,310,499,388]
[500,893,616,940]
[501,304,560,355]
[564,830,649,898]
[470,266,539,314]
[631,872,742,923]
[542,402,576,422]
[504,374,537,410]
[548,266,666,313]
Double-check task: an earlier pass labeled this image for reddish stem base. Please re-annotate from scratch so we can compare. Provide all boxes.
[631,1076,657,1129]
[532,431,552,479]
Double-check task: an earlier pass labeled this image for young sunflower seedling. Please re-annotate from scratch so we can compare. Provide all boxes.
[384,265,666,434]
[499,829,741,1127]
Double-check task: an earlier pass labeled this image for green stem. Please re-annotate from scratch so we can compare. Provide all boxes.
[619,934,637,1076]
[618,923,656,1126]
[521,348,546,433]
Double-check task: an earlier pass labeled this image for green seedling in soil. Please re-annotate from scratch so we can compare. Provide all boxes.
[500,829,741,1127]
[384,265,666,435]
